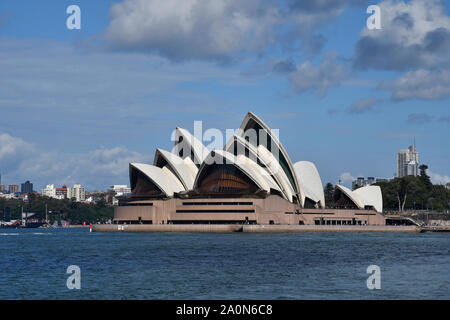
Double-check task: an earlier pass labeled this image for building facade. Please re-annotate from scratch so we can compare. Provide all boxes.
[352,177,392,190]
[67,184,85,202]
[21,181,33,194]
[56,185,68,199]
[397,142,419,178]
[109,185,131,195]
[8,184,19,194]
[108,185,132,205]
[352,177,375,190]
[42,184,56,198]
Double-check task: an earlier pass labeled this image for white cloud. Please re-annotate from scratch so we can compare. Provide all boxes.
[428,170,450,185]
[346,97,379,114]
[386,69,450,100]
[353,0,450,101]
[355,0,450,71]
[104,0,281,62]
[0,133,32,160]
[339,172,355,187]
[103,0,355,61]
[0,133,152,191]
[287,52,350,97]
[0,133,34,172]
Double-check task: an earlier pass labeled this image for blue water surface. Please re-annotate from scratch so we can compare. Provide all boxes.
[0,228,448,299]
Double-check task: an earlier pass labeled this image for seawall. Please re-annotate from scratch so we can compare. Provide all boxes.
[92,224,421,233]
[93,224,243,233]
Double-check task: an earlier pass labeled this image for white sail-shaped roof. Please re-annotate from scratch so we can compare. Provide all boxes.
[293,161,325,208]
[153,148,198,190]
[257,145,295,202]
[183,157,198,182]
[194,150,270,193]
[335,184,382,212]
[161,166,185,192]
[174,127,208,167]
[130,163,183,197]
[224,134,288,200]
[353,185,383,213]
[238,112,302,202]
[224,134,260,164]
[335,184,365,209]
[236,155,282,194]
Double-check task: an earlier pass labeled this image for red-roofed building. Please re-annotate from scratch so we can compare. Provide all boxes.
[56,185,68,199]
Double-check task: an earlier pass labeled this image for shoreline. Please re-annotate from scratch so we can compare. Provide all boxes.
[92,224,424,233]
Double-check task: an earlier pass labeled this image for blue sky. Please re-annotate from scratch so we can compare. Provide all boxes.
[1,0,450,191]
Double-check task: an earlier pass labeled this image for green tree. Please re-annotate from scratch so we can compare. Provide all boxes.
[324,183,334,207]
[419,164,432,190]
[375,171,450,212]
[0,196,114,224]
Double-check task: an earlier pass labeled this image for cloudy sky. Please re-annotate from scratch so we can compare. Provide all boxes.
[1,0,449,191]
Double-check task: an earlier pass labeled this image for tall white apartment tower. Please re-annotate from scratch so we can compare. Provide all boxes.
[397,141,419,178]
[67,184,86,202]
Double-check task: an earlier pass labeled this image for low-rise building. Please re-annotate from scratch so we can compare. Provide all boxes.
[56,185,68,199]
[108,185,131,195]
[352,176,392,190]
[19,193,40,201]
[107,185,131,206]
[0,193,15,199]
[42,184,56,198]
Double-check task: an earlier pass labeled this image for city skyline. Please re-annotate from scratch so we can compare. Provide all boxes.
[0,130,445,192]
[0,137,442,196]
[1,0,450,191]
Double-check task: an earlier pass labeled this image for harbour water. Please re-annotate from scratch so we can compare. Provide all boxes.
[0,228,448,299]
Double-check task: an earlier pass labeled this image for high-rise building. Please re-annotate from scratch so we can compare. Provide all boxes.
[8,184,19,194]
[397,141,419,178]
[21,180,34,194]
[0,174,5,193]
[0,173,6,193]
[405,161,418,176]
[67,184,85,202]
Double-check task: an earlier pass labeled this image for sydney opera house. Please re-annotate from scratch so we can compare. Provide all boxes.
[114,112,386,226]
